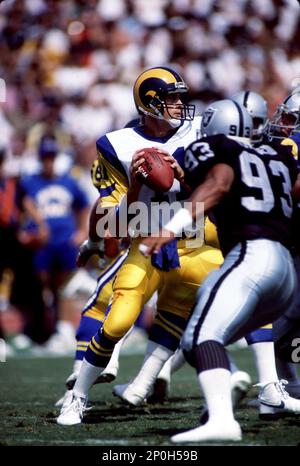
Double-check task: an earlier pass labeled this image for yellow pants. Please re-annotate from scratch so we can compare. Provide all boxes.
[82,250,129,322]
[103,238,223,340]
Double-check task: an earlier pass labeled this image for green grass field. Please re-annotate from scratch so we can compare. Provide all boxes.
[1,348,300,446]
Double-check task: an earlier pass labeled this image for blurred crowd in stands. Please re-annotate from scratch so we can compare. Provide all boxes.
[0,0,299,355]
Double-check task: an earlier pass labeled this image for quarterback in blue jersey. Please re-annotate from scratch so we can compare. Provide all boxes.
[57,66,223,426]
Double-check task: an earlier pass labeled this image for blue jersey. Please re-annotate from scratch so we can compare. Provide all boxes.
[21,174,89,245]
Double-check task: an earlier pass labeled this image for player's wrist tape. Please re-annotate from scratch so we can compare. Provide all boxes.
[164,208,193,236]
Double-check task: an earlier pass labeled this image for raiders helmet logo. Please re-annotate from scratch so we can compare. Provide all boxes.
[202,108,216,127]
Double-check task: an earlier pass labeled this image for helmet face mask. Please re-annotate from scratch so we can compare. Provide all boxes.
[252,116,269,141]
[162,93,195,127]
[133,67,195,126]
[268,93,300,141]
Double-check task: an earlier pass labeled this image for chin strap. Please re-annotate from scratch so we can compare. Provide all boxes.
[138,105,184,128]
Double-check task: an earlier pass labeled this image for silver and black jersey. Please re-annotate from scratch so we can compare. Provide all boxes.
[184,134,299,255]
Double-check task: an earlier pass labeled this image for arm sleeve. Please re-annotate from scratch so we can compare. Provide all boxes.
[96,136,129,208]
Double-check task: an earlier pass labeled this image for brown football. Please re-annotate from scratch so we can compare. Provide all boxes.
[137,147,174,192]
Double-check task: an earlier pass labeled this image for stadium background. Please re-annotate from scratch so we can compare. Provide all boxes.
[0,0,300,447]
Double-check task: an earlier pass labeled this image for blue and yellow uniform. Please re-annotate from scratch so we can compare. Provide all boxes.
[74,159,129,360]
[281,132,300,164]
[75,246,129,359]
[84,119,223,368]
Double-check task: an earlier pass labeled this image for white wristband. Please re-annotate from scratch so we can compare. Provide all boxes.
[163,208,193,236]
[138,243,150,256]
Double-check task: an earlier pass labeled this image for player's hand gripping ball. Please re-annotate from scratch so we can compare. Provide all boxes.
[137,147,174,192]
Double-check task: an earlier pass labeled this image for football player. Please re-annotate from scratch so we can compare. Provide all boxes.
[268,91,300,154]
[231,91,300,400]
[55,119,166,409]
[231,91,281,409]
[267,91,300,398]
[142,91,270,409]
[141,99,300,442]
[57,66,223,425]
[124,92,296,414]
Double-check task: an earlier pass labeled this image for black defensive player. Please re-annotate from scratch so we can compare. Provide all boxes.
[141,99,300,442]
